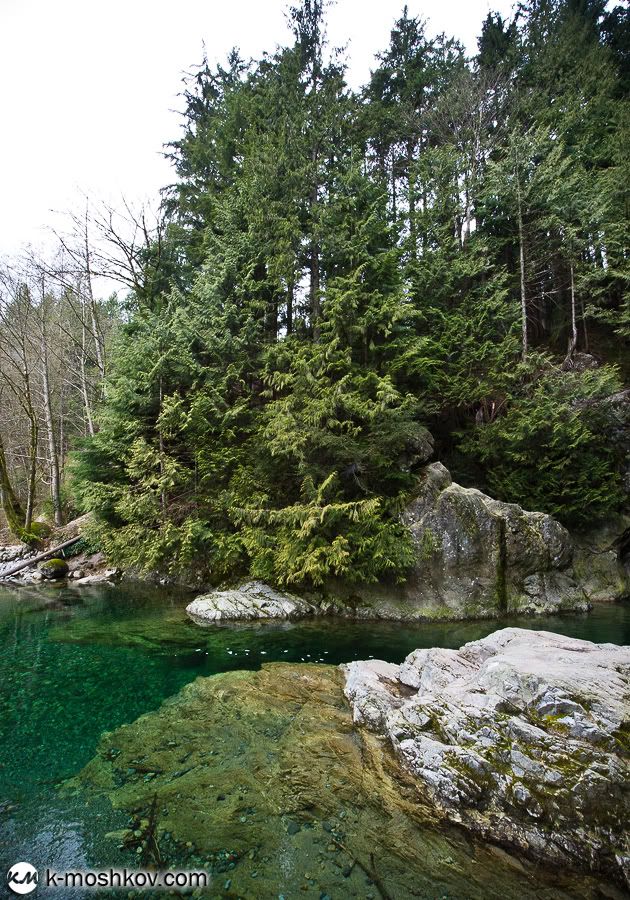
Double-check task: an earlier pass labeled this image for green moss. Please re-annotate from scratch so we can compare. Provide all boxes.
[30,521,52,540]
[448,491,481,539]
[443,750,494,799]
[39,558,70,580]
[612,723,630,757]
[495,516,508,613]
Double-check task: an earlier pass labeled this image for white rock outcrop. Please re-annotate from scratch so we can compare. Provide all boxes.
[186,580,317,623]
[342,628,630,887]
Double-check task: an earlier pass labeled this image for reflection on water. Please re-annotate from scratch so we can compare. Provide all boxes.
[0,581,628,896]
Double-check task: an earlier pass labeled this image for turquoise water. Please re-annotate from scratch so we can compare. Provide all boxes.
[0,581,628,893]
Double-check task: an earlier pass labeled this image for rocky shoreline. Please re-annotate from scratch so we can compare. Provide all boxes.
[0,542,122,587]
[186,463,629,625]
[2,461,628,621]
[70,626,630,894]
[343,627,630,888]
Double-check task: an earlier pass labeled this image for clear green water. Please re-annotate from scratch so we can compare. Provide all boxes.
[0,581,628,895]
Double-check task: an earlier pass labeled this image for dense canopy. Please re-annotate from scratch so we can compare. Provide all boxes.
[2,0,629,588]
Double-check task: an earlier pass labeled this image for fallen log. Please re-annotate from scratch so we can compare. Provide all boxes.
[0,536,82,580]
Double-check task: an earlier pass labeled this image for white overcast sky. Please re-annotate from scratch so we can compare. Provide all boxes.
[0,0,514,256]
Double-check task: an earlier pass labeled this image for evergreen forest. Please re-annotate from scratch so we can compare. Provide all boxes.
[1,0,629,590]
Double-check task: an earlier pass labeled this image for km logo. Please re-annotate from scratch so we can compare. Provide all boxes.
[6,862,38,895]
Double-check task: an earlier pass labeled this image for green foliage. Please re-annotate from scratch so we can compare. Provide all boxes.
[457,361,625,526]
[72,0,630,589]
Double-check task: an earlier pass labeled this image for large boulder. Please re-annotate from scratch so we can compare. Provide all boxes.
[342,628,630,887]
[395,462,586,618]
[187,580,318,623]
[73,660,616,898]
[572,514,630,603]
[38,557,69,580]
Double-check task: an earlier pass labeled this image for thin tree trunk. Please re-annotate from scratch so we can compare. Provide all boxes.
[24,410,38,533]
[286,280,294,335]
[158,375,167,519]
[0,431,26,539]
[310,245,320,341]
[80,317,95,436]
[83,210,105,378]
[407,138,417,262]
[59,381,66,480]
[20,359,39,536]
[42,333,63,526]
[391,152,397,223]
[581,294,589,352]
[516,173,528,360]
[566,262,578,360]
[464,178,472,244]
[310,144,321,341]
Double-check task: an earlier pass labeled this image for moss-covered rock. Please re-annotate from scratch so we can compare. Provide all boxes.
[30,521,52,541]
[39,558,69,580]
[396,463,587,618]
[343,628,630,888]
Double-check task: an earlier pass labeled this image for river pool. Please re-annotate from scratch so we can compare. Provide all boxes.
[0,582,628,898]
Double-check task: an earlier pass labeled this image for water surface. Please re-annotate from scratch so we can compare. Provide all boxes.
[0,582,628,896]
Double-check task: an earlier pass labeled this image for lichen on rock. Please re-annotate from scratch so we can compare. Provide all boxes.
[187,580,318,623]
[397,462,587,618]
[342,627,630,888]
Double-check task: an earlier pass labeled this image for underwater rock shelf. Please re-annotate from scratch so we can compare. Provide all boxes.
[71,635,629,898]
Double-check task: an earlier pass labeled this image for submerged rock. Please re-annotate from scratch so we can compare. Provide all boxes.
[342,627,630,887]
[70,661,617,899]
[187,580,317,623]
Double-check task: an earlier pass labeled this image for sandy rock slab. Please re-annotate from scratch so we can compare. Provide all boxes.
[343,627,630,888]
[186,579,318,623]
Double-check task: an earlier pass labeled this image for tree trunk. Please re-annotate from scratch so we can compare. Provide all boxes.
[566,262,578,360]
[310,144,321,341]
[24,410,38,533]
[516,175,528,360]
[407,138,417,262]
[158,375,167,519]
[83,211,105,378]
[391,152,397,223]
[0,432,26,540]
[80,318,95,436]
[310,244,321,341]
[41,330,63,526]
[286,280,294,336]
[581,294,590,353]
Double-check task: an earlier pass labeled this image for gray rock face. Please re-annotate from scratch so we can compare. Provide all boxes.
[74,568,122,586]
[572,514,630,603]
[342,628,630,887]
[397,462,586,618]
[186,580,317,623]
